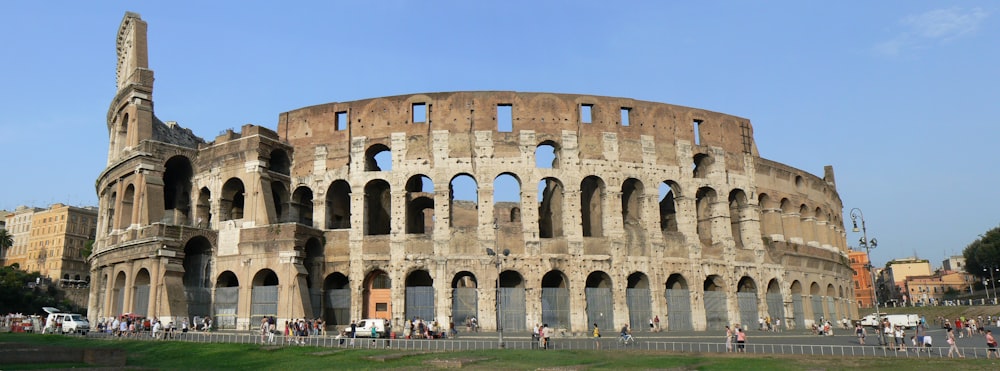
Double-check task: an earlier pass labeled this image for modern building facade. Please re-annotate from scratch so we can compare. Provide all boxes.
[3,204,97,283]
[88,12,856,332]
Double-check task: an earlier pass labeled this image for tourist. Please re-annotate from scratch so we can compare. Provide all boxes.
[946,328,963,358]
[592,323,600,349]
[653,315,660,332]
[736,328,747,352]
[987,330,998,359]
[855,323,866,345]
[725,325,733,352]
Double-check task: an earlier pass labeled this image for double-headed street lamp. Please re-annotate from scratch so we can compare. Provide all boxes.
[984,266,999,303]
[488,218,510,349]
[850,208,880,319]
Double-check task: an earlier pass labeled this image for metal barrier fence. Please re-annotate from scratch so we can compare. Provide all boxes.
[83,331,991,359]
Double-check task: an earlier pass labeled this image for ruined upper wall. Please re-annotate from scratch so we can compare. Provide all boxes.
[277,92,759,169]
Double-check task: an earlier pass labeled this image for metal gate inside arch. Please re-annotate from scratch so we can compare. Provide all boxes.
[214,287,239,329]
[405,286,435,320]
[324,289,350,326]
[793,295,806,329]
[451,287,477,326]
[626,288,651,331]
[664,289,692,330]
[766,292,785,325]
[586,287,613,331]
[499,288,526,331]
[251,286,278,325]
[132,285,150,316]
[703,291,728,330]
[737,292,759,328]
[811,295,824,322]
[541,288,570,328]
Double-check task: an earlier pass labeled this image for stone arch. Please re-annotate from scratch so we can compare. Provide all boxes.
[765,278,785,328]
[538,177,564,238]
[497,270,527,331]
[449,173,478,228]
[494,173,521,224]
[163,155,194,225]
[268,148,290,176]
[112,271,126,315]
[323,272,350,326]
[659,181,681,234]
[120,184,135,228]
[580,176,605,237]
[405,175,434,234]
[736,276,759,328]
[250,269,279,325]
[703,275,728,330]
[728,189,748,248]
[364,179,391,235]
[132,268,151,317]
[220,178,245,221]
[809,282,822,323]
[814,206,827,246]
[541,270,570,328]
[365,143,391,171]
[326,180,352,229]
[692,153,714,178]
[535,140,560,169]
[183,236,213,319]
[626,272,652,331]
[106,191,117,233]
[695,187,718,246]
[825,283,837,321]
[799,204,815,244]
[214,270,240,329]
[452,271,478,330]
[405,269,434,320]
[780,198,799,242]
[292,186,314,226]
[585,271,614,330]
[757,193,780,239]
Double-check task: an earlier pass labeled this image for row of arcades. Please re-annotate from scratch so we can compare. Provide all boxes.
[92,259,852,332]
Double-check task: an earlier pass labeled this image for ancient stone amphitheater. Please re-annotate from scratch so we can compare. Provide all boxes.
[89,13,854,333]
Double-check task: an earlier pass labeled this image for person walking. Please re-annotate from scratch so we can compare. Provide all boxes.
[736,328,747,352]
[946,328,963,358]
[855,323,866,345]
[987,330,998,359]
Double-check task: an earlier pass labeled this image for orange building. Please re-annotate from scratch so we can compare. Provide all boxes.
[848,249,875,308]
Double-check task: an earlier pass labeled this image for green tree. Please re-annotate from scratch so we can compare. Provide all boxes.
[0,228,12,258]
[963,225,1000,279]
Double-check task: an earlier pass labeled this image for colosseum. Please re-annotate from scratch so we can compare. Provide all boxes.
[88,12,856,333]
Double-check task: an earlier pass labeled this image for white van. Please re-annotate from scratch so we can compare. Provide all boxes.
[341,319,389,338]
[42,307,90,335]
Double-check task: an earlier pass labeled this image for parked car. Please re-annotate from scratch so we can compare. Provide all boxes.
[341,319,389,338]
[42,307,90,335]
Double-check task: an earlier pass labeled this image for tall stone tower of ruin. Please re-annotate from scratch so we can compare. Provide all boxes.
[106,12,154,165]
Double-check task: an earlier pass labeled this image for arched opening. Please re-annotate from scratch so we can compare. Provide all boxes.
[665,273,692,330]
[737,276,759,329]
[541,270,570,328]
[268,149,290,176]
[304,237,324,317]
[659,181,681,234]
[292,186,314,226]
[183,236,213,321]
[451,271,478,329]
[196,187,212,228]
[270,181,289,223]
[703,275,728,330]
[780,198,799,242]
[765,279,785,328]
[790,280,805,329]
[535,141,559,169]
[132,268,151,317]
[364,180,391,235]
[696,187,718,246]
[449,174,478,229]
[112,271,126,315]
[585,271,614,331]
[826,283,837,322]
[799,204,815,245]
[220,178,246,221]
[164,156,194,225]
[106,192,116,233]
[810,282,822,324]
[537,178,564,238]
[363,270,392,320]
[323,273,350,327]
[405,175,434,234]
[626,272,652,331]
[498,270,526,331]
[326,180,352,229]
[729,189,748,248]
[494,174,522,244]
[405,270,434,321]
[757,193,780,239]
[120,184,135,228]
[580,176,605,237]
[365,144,392,171]
[214,271,240,329]
[250,269,279,326]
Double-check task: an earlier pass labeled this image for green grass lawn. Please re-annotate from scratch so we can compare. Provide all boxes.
[1,333,998,370]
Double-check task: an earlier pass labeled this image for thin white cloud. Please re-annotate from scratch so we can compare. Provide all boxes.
[875,7,988,56]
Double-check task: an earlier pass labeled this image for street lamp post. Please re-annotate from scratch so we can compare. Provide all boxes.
[488,219,510,349]
[850,208,880,324]
[985,266,998,304]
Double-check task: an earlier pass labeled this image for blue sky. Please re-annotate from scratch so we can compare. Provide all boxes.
[1,1,998,267]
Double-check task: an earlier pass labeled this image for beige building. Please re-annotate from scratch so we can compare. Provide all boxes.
[904,271,973,305]
[880,258,932,304]
[4,204,97,283]
[3,206,43,269]
[89,13,855,332]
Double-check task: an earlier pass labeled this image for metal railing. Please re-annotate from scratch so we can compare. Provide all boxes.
[81,331,989,359]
